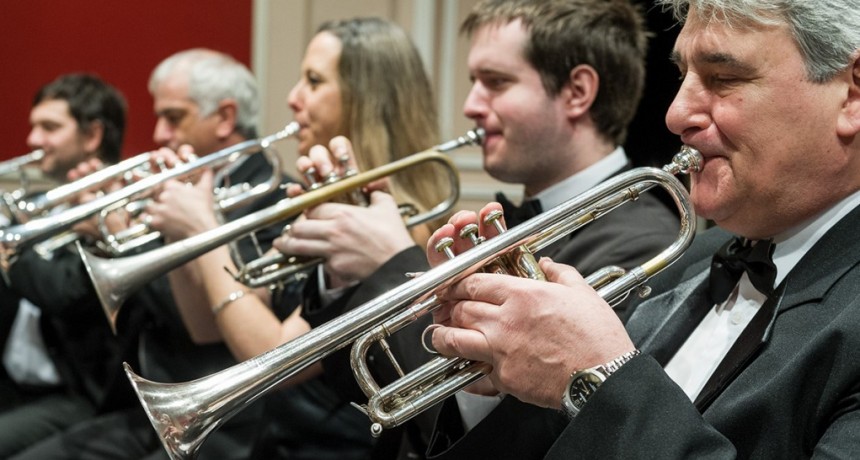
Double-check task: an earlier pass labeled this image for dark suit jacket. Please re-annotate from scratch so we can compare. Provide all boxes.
[5,211,138,413]
[424,185,681,460]
[543,205,860,459]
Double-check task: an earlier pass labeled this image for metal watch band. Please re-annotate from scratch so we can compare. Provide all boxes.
[599,349,641,374]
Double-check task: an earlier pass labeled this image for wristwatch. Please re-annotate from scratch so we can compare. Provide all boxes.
[561,350,640,419]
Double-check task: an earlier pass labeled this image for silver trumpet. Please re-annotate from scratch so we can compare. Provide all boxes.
[0,149,46,221]
[0,123,298,266]
[79,129,480,333]
[0,149,45,177]
[123,147,702,459]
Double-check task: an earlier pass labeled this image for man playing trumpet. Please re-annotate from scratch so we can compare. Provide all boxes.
[425,0,860,457]
[0,73,129,457]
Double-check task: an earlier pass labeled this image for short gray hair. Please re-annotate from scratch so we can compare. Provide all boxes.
[149,48,259,138]
[658,0,860,83]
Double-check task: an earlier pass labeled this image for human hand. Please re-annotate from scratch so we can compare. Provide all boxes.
[67,157,129,239]
[426,204,636,408]
[144,167,218,243]
[274,190,414,287]
[285,136,388,200]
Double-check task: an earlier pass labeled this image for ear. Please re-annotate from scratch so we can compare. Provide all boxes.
[213,99,239,139]
[561,64,599,119]
[82,120,104,156]
[837,52,860,138]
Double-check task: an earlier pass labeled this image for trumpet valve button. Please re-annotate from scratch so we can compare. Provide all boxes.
[434,237,456,260]
[459,224,484,246]
[303,167,322,189]
[484,209,506,233]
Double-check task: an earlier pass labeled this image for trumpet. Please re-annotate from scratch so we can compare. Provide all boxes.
[0,149,45,177]
[232,128,486,289]
[79,129,480,332]
[0,123,298,266]
[0,149,45,220]
[123,147,702,459]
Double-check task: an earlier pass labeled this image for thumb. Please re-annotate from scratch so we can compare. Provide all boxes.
[539,257,587,287]
[198,168,214,190]
[368,190,396,208]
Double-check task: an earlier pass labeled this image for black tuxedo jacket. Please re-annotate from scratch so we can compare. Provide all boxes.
[424,183,681,460]
[543,205,860,459]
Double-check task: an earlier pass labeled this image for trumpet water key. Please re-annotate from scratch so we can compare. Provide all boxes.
[122,146,701,459]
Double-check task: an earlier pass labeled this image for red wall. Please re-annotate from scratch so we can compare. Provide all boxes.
[0,1,252,160]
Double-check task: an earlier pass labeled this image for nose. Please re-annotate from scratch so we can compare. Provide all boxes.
[152,118,172,148]
[462,82,489,122]
[287,81,302,115]
[26,127,44,151]
[665,74,710,139]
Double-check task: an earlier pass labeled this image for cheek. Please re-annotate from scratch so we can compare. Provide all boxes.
[690,157,740,217]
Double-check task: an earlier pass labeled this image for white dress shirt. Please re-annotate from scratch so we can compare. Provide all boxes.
[1,210,62,387]
[665,189,860,400]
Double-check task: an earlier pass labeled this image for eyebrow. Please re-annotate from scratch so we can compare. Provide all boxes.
[670,50,756,74]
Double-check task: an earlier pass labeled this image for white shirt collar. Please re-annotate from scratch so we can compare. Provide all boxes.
[531,146,629,211]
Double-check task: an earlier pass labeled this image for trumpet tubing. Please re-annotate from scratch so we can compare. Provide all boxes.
[0,150,46,221]
[232,127,485,288]
[82,129,478,334]
[0,123,298,266]
[124,147,702,459]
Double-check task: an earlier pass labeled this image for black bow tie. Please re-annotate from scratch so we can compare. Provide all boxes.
[495,192,543,228]
[709,237,777,305]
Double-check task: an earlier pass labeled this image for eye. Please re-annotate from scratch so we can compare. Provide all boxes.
[306,72,323,89]
[480,75,510,92]
[41,122,61,132]
[707,74,743,89]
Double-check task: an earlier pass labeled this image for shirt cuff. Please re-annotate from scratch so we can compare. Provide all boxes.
[455,390,505,432]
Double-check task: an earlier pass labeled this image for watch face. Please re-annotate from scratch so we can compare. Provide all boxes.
[567,369,607,413]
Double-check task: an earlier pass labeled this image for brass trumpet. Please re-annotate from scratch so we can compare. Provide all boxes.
[232,128,486,289]
[80,129,481,332]
[0,123,298,266]
[123,147,702,459]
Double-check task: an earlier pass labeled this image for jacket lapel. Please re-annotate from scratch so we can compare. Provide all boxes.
[637,205,860,411]
[776,204,860,313]
[629,268,712,365]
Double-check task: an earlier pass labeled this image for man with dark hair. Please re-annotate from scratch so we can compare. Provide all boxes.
[0,73,129,457]
[403,1,680,458]
[29,73,126,180]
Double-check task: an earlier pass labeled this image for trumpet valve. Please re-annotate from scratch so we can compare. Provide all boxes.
[434,237,456,260]
[483,209,506,234]
[458,224,483,246]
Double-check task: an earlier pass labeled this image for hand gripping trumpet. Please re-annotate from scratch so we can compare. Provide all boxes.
[232,129,486,289]
[0,122,298,268]
[80,129,482,333]
[122,147,701,459]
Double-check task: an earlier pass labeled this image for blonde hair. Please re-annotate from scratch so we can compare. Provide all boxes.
[317,17,451,233]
